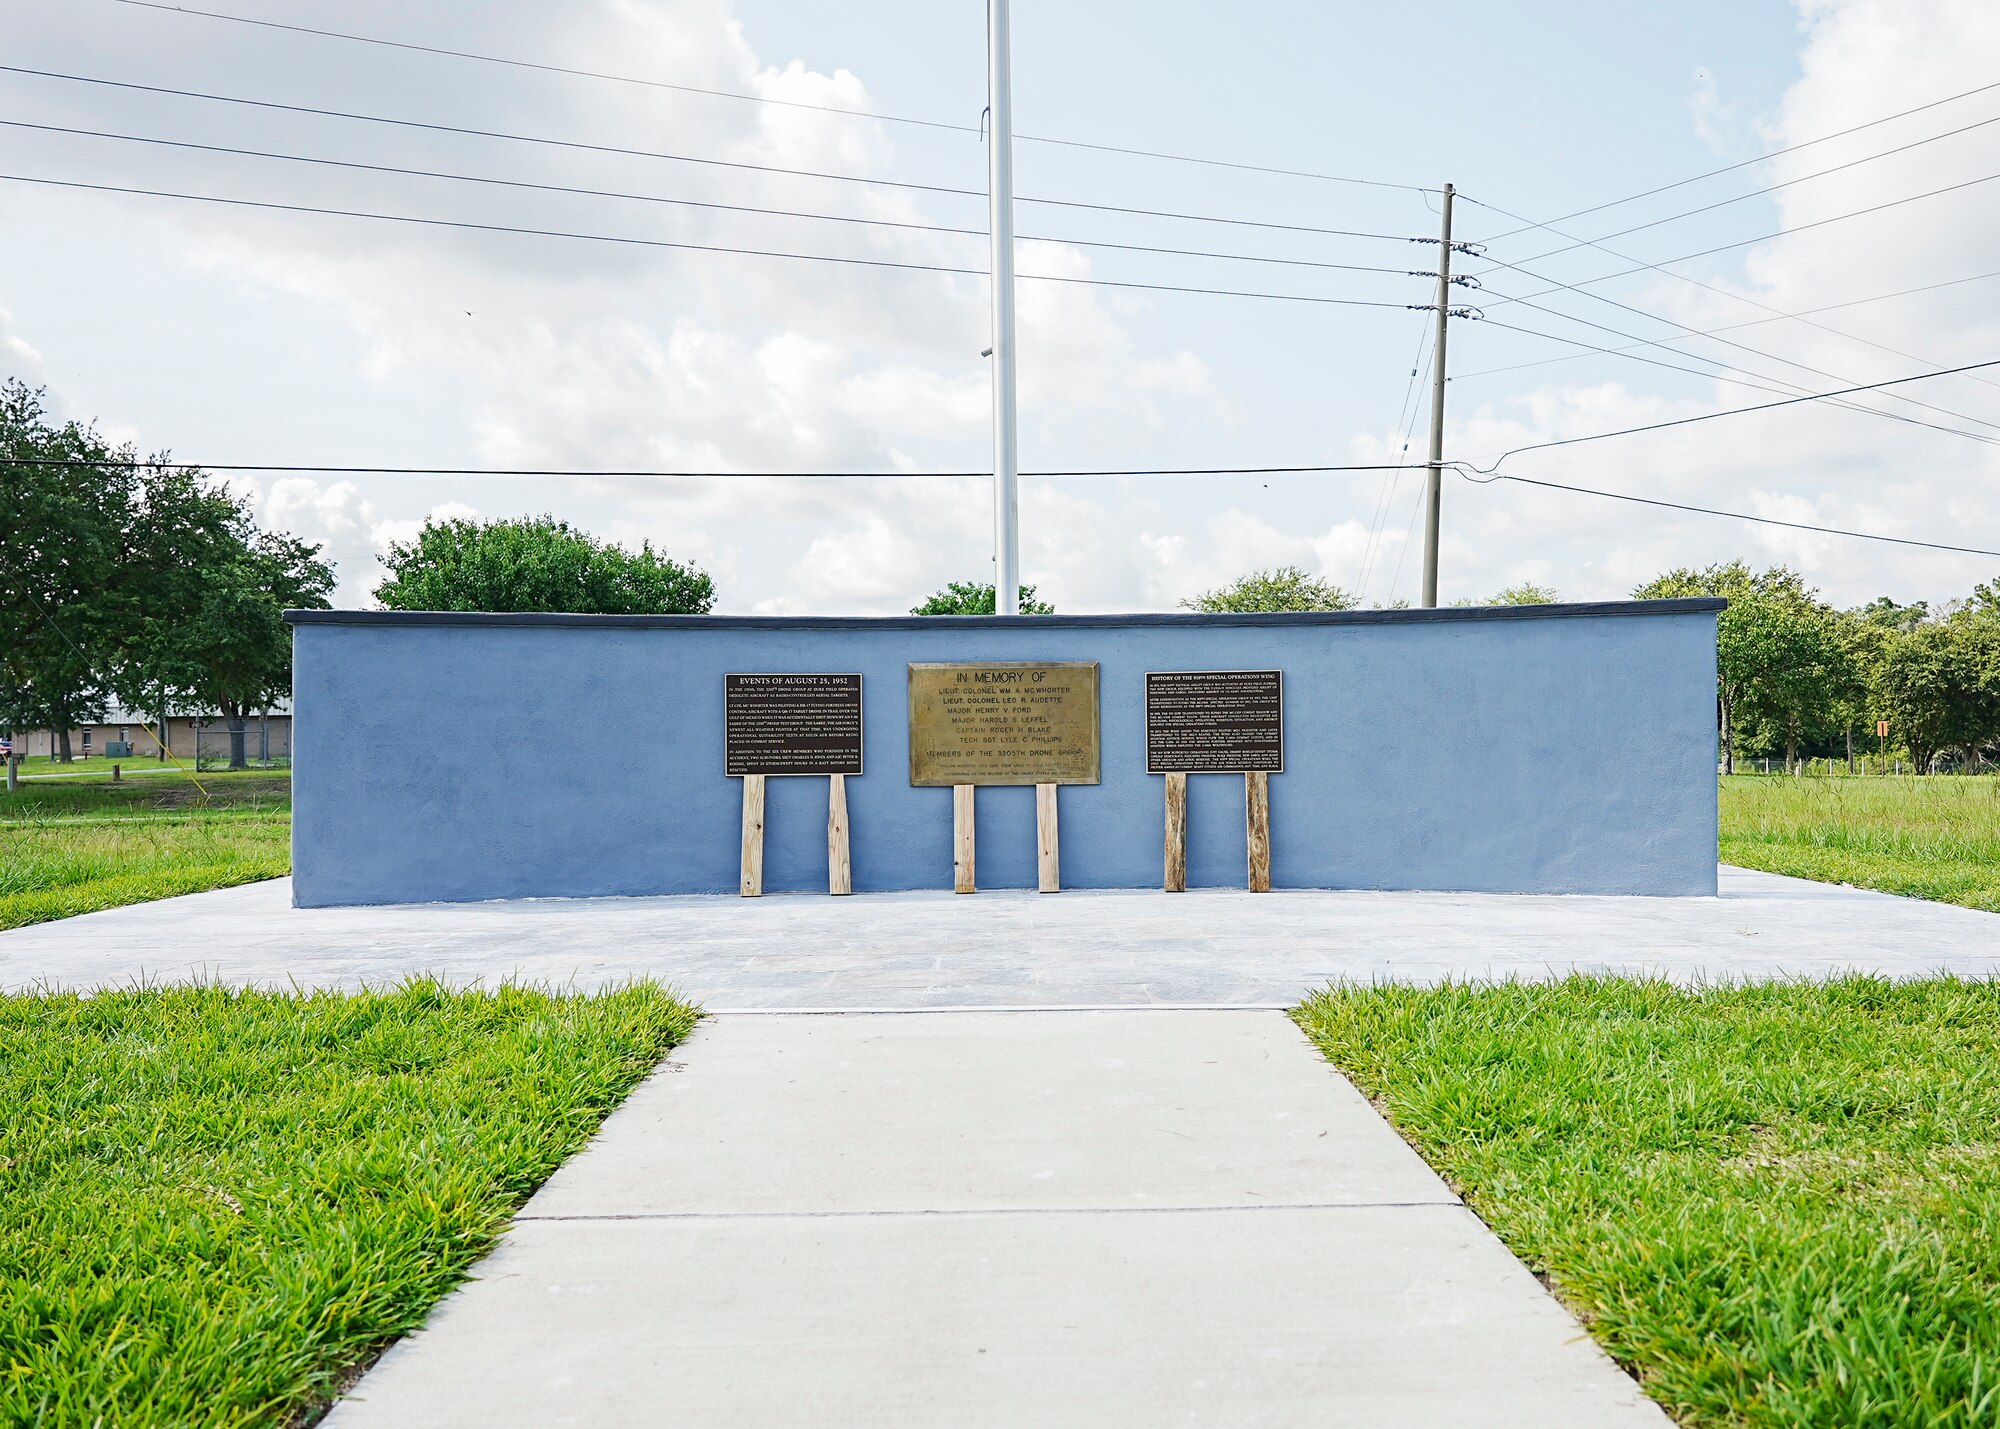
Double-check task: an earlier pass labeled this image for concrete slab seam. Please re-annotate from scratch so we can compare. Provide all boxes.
[510,1200,1465,1222]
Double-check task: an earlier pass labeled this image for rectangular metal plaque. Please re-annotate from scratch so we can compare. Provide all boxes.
[908,661,1100,786]
[724,673,864,776]
[1145,669,1284,774]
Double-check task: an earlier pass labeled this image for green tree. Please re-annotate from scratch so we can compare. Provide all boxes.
[116,463,277,761]
[1,381,334,767]
[1873,620,2000,773]
[911,581,1054,615]
[375,516,714,615]
[1855,595,1931,631]
[1747,597,1852,772]
[1487,582,1559,606]
[1950,578,2000,624]
[1,382,132,759]
[1454,582,1559,608]
[1634,562,1843,774]
[167,532,333,767]
[1182,565,1354,613]
[1829,608,1886,772]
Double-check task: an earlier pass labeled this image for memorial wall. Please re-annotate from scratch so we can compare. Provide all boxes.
[285,600,1723,906]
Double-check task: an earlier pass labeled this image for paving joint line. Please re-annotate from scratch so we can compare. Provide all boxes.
[512,1200,1465,1222]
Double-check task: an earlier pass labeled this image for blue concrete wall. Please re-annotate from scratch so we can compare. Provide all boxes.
[287,602,1721,904]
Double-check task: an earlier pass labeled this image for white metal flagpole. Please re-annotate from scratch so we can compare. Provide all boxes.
[987,0,1021,616]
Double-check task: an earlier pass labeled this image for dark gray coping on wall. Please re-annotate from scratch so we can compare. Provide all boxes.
[285,597,1724,630]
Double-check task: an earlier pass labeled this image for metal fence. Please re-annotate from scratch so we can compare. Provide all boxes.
[193,718,292,771]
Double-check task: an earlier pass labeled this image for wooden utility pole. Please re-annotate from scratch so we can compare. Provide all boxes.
[1421,182,1456,608]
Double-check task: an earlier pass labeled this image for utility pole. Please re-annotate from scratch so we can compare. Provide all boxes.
[987,0,1021,615]
[1420,182,1455,608]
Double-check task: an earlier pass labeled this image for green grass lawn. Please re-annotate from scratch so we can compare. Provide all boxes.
[1296,977,2000,1429]
[1720,774,2000,912]
[0,982,698,1427]
[0,772,292,931]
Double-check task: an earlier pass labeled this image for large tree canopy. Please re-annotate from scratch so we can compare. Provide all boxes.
[1183,566,1354,613]
[1,380,332,766]
[1634,562,1850,774]
[374,515,714,615]
[1874,620,2000,773]
[911,582,1054,615]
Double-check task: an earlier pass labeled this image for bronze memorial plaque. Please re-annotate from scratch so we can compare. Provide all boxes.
[907,661,1100,786]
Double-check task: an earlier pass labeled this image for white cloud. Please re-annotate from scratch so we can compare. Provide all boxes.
[0,305,45,386]
[4,0,1996,618]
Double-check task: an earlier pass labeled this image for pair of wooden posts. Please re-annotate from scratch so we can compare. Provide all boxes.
[737,772,850,898]
[949,782,1061,894]
[1161,769,1272,894]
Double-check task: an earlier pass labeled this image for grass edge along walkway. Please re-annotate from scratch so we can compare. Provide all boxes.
[1295,976,2000,1429]
[0,981,699,1428]
[1718,775,2000,914]
[1,772,294,932]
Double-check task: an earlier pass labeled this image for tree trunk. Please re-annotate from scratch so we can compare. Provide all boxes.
[1720,698,1735,775]
[225,705,249,771]
[1785,726,1798,775]
[1846,725,1855,774]
[57,728,72,763]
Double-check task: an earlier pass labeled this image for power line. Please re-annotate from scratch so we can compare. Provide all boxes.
[106,0,1437,195]
[1452,267,2000,381]
[1473,75,2000,241]
[0,67,1435,245]
[1459,470,2000,559]
[1461,193,2000,411]
[1472,290,2000,447]
[1506,109,2000,266]
[1457,357,2000,472]
[1470,166,2000,305]
[4,456,1426,477]
[0,119,1440,281]
[1461,220,2000,445]
[0,173,1434,312]
[1356,322,1433,600]
[1475,311,2000,459]
[1474,315,1859,401]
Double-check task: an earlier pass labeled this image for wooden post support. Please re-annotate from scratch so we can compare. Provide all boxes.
[1036,782,1060,893]
[953,784,976,893]
[1163,772,1188,892]
[1245,770,1271,893]
[827,772,852,896]
[739,774,766,897]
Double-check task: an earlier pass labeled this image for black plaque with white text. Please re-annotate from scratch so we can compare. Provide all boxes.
[1145,670,1283,774]
[725,673,864,776]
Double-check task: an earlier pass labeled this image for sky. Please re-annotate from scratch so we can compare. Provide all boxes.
[2,0,1997,613]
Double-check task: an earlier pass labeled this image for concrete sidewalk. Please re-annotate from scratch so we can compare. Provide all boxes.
[324,1011,1668,1428]
[4,867,1994,1005]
